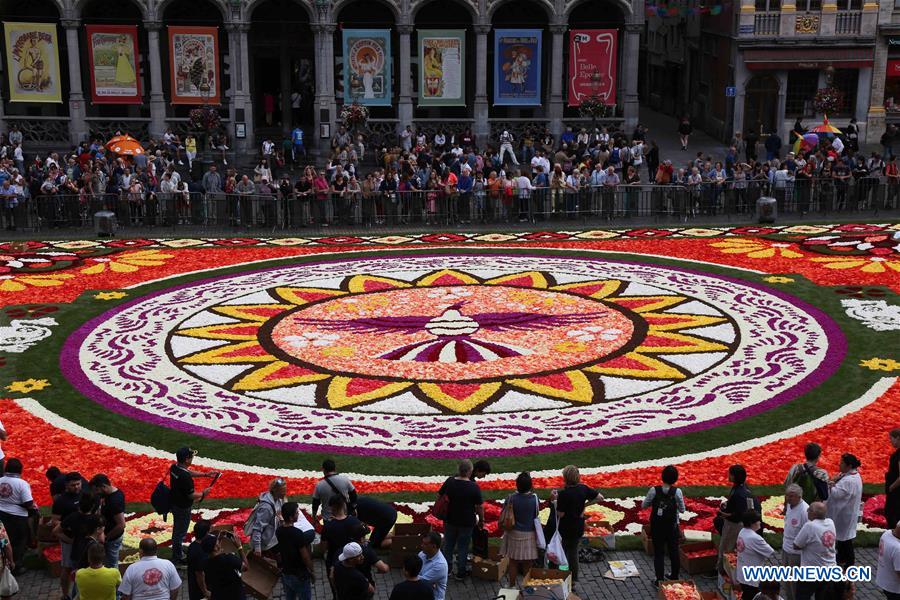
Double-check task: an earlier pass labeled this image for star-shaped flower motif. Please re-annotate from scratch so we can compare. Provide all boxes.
[6,378,51,393]
[94,291,128,301]
[860,358,900,372]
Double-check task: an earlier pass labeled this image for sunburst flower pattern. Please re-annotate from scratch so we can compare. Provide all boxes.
[169,269,736,414]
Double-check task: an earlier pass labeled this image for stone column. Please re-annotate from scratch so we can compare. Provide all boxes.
[548,23,566,141]
[313,23,337,151]
[61,19,89,144]
[398,24,414,135]
[733,52,750,138]
[238,23,255,149]
[622,24,641,132]
[820,0,837,36]
[474,23,491,147]
[145,21,167,140]
[280,24,292,134]
[775,69,788,142]
[855,66,873,140]
[867,3,889,144]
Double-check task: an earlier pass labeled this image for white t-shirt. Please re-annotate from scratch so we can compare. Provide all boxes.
[827,471,862,541]
[0,474,33,517]
[782,500,809,555]
[119,556,182,600]
[877,530,900,594]
[735,527,774,584]
[793,518,837,567]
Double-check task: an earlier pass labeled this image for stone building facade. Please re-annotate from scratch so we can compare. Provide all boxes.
[0,0,644,154]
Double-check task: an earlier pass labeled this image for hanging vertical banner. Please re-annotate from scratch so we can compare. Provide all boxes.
[568,29,618,106]
[2,22,62,103]
[418,29,465,107]
[168,26,220,105]
[85,24,141,104]
[342,29,392,106]
[494,28,541,106]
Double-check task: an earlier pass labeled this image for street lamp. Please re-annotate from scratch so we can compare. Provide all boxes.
[578,72,611,131]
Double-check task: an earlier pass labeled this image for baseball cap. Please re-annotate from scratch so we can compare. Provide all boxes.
[338,542,363,562]
[176,447,196,462]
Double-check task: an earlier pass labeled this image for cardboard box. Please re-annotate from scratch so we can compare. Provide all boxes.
[658,580,701,600]
[393,522,431,536]
[391,534,423,554]
[497,588,520,600]
[522,568,571,600]
[243,553,279,600]
[641,524,654,555]
[585,519,615,550]
[211,523,236,533]
[37,517,56,543]
[487,544,501,560]
[679,541,718,575]
[470,555,509,581]
[700,593,718,600]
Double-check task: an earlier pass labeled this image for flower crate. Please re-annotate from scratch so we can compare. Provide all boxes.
[642,524,654,555]
[678,541,718,574]
[471,555,509,581]
[522,568,572,600]
[585,519,615,550]
[658,580,702,600]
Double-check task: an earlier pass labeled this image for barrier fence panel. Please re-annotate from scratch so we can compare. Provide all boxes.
[7,179,899,234]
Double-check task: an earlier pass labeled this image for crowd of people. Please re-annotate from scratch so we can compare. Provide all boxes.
[1,420,900,600]
[0,117,896,232]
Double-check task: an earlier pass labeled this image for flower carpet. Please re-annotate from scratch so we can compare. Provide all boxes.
[0,223,898,525]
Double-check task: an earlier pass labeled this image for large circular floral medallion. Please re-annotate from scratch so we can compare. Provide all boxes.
[63,253,843,456]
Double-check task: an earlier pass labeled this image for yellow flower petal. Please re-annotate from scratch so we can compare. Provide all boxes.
[80,263,108,275]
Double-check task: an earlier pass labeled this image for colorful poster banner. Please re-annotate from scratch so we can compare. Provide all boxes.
[418,30,465,107]
[494,29,541,106]
[86,25,141,104]
[568,29,618,106]
[2,22,62,103]
[168,26,220,105]
[342,29,392,106]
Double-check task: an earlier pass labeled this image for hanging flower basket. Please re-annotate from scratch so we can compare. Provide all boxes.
[189,106,221,133]
[813,87,844,115]
[340,102,370,130]
[578,97,615,120]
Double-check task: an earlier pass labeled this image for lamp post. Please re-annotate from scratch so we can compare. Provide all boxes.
[579,72,611,132]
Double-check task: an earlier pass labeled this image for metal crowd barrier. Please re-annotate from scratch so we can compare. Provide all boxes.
[5,179,897,233]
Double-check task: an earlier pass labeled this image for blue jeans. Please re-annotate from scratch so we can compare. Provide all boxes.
[171,505,192,561]
[282,574,311,600]
[441,523,473,577]
[105,535,123,569]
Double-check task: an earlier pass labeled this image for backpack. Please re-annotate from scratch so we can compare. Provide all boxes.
[150,480,172,521]
[649,486,679,534]
[243,497,276,537]
[610,147,620,165]
[792,464,830,504]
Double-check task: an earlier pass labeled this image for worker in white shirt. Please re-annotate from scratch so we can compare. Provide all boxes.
[827,453,863,568]
[792,502,837,600]
[735,510,775,599]
[781,484,809,600]
[877,522,900,600]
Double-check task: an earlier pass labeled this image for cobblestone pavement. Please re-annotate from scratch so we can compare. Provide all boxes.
[15,547,886,600]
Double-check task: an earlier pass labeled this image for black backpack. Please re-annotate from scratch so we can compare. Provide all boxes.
[150,480,172,521]
[650,486,679,533]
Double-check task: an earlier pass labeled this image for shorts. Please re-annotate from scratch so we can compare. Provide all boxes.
[61,541,76,568]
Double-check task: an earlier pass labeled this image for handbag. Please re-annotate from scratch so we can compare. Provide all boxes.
[499,494,516,532]
[432,477,452,521]
[546,527,568,568]
[533,494,546,550]
[0,564,19,596]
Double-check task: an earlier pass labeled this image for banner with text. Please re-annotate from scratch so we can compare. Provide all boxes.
[343,29,392,106]
[86,24,141,104]
[494,28,542,106]
[418,29,465,106]
[168,26,220,105]
[3,22,62,103]
[568,29,617,107]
